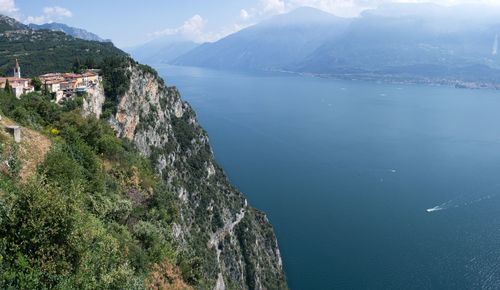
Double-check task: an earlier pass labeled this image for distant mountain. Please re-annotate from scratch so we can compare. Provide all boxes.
[127,38,198,64]
[295,4,500,82]
[0,15,27,32]
[0,16,125,76]
[29,22,109,42]
[173,7,351,70]
[173,4,500,84]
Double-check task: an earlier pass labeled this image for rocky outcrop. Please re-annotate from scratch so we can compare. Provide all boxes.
[82,79,105,119]
[0,15,27,32]
[86,64,287,289]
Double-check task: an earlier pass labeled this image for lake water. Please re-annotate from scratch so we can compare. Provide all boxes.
[156,64,500,289]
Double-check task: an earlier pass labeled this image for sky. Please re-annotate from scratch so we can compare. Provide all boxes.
[2,0,500,48]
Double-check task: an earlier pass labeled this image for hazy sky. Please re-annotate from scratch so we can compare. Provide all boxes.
[2,0,500,47]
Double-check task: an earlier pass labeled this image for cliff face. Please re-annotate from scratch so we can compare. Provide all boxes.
[82,79,106,119]
[87,64,287,289]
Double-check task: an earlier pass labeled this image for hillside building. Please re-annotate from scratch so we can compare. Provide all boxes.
[0,59,33,98]
[40,70,100,103]
[1,59,100,101]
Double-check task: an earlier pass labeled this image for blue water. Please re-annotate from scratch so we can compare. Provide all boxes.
[156,65,500,289]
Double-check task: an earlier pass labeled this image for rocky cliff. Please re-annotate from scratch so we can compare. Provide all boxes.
[86,63,287,289]
[82,78,106,119]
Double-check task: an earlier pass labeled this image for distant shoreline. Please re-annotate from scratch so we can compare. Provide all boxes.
[158,63,500,91]
[270,69,500,91]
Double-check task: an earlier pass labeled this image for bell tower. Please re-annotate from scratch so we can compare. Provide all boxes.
[13,59,21,78]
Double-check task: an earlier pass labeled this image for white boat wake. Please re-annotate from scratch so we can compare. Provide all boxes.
[426,206,444,213]
[426,191,499,214]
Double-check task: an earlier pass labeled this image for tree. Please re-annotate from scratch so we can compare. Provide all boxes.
[31,77,42,91]
[4,79,12,95]
[100,57,131,119]
[84,57,96,69]
[72,58,82,74]
[43,81,49,96]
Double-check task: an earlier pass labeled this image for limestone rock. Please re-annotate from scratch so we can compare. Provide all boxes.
[84,63,287,289]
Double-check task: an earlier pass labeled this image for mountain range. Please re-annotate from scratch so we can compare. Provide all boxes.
[21,4,500,85]
[174,7,350,71]
[29,22,109,42]
[168,5,500,85]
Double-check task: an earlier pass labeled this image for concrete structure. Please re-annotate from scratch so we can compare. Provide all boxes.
[82,71,99,86]
[13,59,20,78]
[5,125,21,143]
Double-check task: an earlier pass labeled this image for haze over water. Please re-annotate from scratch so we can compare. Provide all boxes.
[158,64,500,289]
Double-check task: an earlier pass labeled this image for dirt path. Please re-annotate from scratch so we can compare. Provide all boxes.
[0,118,51,180]
[18,128,51,180]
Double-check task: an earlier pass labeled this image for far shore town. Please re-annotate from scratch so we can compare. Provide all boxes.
[0,59,100,102]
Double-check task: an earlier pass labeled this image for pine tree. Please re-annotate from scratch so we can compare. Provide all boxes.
[4,79,12,95]
[31,77,42,91]
[43,81,49,96]
[73,58,82,73]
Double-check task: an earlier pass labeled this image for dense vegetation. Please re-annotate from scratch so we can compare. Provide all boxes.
[0,18,126,77]
[0,89,191,289]
[0,14,288,288]
[100,57,132,119]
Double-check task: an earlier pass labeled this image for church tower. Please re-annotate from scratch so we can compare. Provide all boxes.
[13,59,20,78]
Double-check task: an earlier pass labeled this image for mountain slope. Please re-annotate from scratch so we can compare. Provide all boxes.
[173,7,350,70]
[0,15,27,32]
[174,4,500,85]
[296,4,500,82]
[102,64,287,289]
[29,22,109,42]
[0,15,287,289]
[0,16,124,76]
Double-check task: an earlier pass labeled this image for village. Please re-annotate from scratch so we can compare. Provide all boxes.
[0,59,100,103]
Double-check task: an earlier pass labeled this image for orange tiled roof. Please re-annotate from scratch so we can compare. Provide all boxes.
[63,73,83,79]
[82,71,98,77]
[40,73,62,78]
[0,77,30,82]
[43,79,66,85]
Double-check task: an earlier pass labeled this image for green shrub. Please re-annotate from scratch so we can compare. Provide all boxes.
[0,178,84,287]
[39,145,84,187]
[0,68,188,288]
[100,56,131,119]
[61,95,84,112]
[97,134,124,160]
[7,144,21,178]
[0,91,61,129]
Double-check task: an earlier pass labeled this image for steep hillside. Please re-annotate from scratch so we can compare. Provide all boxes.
[0,117,51,180]
[101,63,287,289]
[0,15,287,290]
[0,90,184,289]
[0,16,124,76]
